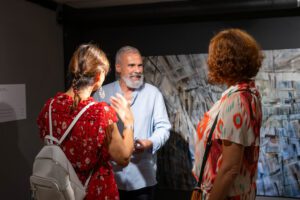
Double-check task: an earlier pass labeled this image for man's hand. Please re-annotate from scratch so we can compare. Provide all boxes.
[134,139,153,153]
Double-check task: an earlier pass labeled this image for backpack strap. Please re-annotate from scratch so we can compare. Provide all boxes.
[46,98,96,188]
[46,99,95,145]
[195,88,255,188]
[58,102,95,145]
[195,112,219,188]
[46,99,55,145]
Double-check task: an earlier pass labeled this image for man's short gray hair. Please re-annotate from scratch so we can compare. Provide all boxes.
[115,46,141,65]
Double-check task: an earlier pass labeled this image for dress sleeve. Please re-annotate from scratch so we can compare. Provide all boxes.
[215,93,256,146]
[96,103,118,145]
[102,104,118,126]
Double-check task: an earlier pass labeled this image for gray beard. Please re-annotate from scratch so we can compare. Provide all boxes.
[121,75,144,89]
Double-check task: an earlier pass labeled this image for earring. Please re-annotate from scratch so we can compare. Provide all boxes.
[98,87,105,99]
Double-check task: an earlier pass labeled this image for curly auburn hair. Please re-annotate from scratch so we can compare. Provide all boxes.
[207,28,264,86]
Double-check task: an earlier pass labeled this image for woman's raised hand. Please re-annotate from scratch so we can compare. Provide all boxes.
[110,93,134,125]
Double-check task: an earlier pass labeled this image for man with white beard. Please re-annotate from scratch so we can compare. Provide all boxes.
[93,46,171,200]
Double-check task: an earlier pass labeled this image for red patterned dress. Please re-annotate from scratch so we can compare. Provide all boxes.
[193,81,262,200]
[37,93,119,200]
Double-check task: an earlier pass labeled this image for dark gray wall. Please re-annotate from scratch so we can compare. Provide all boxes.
[63,15,300,86]
[0,0,63,198]
[64,15,300,57]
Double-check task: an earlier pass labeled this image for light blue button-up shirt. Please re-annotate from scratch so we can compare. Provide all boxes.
[93,81,171,190]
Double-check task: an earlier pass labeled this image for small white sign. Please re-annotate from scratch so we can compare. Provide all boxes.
[0,84,26,123]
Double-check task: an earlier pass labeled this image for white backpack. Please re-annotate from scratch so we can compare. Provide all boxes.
[30,99,95,200]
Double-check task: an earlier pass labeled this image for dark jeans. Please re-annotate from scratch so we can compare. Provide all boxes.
[119,185,156,200]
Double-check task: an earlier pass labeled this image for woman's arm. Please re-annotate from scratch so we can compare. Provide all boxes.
[108,123,134,166]
[208,140,244,200]
[107,93,134,166]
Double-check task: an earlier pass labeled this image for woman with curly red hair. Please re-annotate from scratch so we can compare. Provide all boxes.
[192,29,263,200]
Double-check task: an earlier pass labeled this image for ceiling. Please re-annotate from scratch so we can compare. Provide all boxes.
[51,0,188,8]
[28,0,300,26]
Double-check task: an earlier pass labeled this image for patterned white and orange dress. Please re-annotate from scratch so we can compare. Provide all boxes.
[193,81,262,200]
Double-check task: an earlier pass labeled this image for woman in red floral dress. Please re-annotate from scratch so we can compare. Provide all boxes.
[37,44,134,200]
[193,29,263,200]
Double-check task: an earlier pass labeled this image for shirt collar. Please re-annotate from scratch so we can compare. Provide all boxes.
[221,80,257,98]
[116,80,144,106]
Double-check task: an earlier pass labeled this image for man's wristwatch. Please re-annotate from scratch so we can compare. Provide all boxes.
[124,124,134,131]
